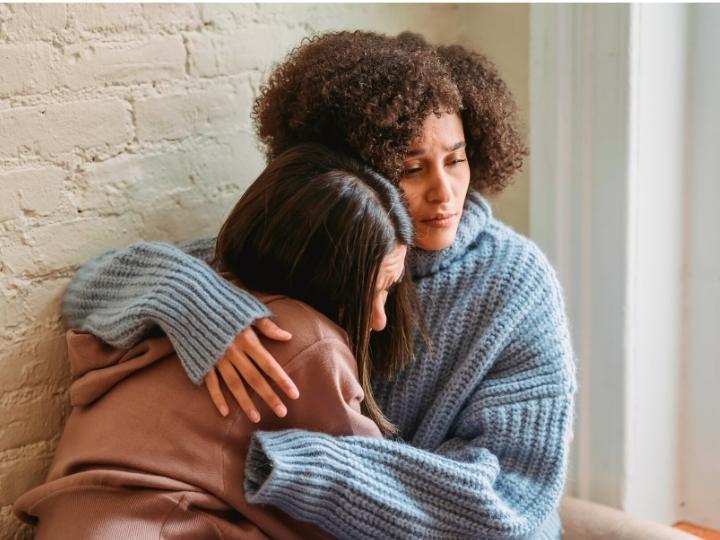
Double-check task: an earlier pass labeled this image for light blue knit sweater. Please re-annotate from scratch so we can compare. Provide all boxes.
[63,191,577,539]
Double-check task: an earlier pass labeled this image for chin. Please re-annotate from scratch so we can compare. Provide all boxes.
[416,229,458,251]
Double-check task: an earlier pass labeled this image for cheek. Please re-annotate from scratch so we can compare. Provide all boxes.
[461,165,471,191]
[454,162,471,192]
[398,182,423,217]
[456,179,470,201]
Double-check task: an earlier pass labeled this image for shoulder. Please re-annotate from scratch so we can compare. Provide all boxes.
[483,222,572,367]
[480,223,576,387]
[470,217,564,307]
[262,295,348,344]
[256,294,352,366]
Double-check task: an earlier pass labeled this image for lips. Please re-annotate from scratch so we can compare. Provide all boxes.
[421,213,457,228]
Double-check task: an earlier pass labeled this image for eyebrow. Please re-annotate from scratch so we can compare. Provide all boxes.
[380,266,405,290]
[389,266,406,288]
[405,141,466,157]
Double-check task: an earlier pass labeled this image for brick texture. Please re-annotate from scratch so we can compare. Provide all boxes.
[0,4,528,537]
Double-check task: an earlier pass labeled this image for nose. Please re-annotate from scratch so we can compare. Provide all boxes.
[371,294,388,332]
[426,165,452,203]
[371,307,387,332]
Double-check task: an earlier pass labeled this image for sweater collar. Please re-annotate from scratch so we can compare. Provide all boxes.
[408,190,491,278]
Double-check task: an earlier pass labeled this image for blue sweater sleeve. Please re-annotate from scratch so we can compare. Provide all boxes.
[243,276,576,539]
[62,239,270,384]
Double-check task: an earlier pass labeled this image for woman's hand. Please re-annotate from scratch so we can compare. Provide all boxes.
[204,318,299,421]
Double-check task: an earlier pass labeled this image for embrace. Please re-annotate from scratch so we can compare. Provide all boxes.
[15,31,577,540]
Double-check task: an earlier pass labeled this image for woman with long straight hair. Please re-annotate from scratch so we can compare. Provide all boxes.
[14,144,418,539]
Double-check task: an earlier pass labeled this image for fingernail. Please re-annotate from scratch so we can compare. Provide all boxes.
[275,405,287,417]
[288,388,299,399]
[250,411,261,423]
[220,405,229,417]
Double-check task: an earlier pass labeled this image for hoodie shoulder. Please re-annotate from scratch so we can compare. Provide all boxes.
[257,295,350,365]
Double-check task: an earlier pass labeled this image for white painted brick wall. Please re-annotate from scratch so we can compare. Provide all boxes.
[0,4,529,537]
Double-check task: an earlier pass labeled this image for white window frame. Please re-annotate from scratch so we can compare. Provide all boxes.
[529,3,694,525]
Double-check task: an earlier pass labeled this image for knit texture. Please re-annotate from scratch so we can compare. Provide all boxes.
[62,192,577,539]
[62,240,270,384]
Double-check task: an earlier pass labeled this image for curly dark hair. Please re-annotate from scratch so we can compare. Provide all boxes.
[253,31,527,194]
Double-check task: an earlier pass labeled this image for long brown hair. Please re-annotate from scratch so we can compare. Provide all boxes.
[215,144,418,435]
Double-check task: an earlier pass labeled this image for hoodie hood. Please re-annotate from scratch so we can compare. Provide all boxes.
[67,331,175,406]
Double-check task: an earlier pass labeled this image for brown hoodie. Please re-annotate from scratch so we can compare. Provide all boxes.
[14,294,382,539]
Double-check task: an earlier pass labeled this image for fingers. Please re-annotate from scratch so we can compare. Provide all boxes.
[254,317,293,341]
[242,329,299,401]
[227,344,288,418]
[215,325,299,422]
[217,357,260,423]
[204,369,229,417]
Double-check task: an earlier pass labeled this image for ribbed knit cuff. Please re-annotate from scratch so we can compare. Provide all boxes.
[244,432,277,496]
[139,242,272,384]
[244,430,358,534]
[63,241,272,385]
[244,430,319,504]
[244,431,370,539]
[158,261,272,384]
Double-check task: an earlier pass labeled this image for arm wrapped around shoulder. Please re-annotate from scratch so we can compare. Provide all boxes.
[62,240,270,384]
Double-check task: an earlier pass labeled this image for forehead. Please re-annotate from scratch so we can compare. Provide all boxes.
[408,112,465,150]
[379,245,407,279]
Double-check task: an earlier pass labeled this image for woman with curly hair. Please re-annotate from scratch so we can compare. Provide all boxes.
[61,31,576,539]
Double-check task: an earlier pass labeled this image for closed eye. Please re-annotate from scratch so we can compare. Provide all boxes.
[447,158,466,166]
